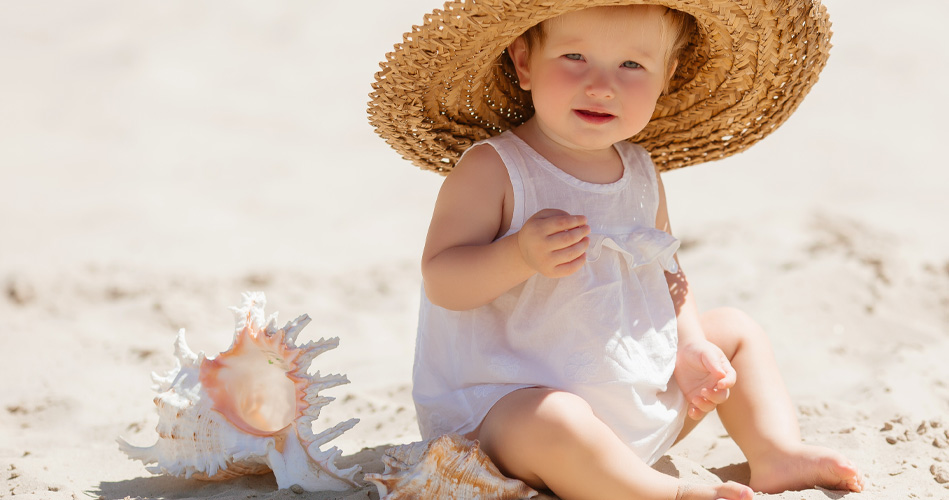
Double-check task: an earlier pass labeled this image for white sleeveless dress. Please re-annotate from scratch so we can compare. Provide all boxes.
[412,130,686,465]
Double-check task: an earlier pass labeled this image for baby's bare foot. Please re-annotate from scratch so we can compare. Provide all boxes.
[677,480,753,500]
[748,444,864,494]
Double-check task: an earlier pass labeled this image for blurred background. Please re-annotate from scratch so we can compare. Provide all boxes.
[1,0,945,277]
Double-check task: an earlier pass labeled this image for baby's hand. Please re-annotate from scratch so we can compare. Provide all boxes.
[516,209,590,278]
[674,340,736,420]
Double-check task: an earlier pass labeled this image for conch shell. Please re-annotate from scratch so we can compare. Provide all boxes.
[365,434,538,499]
[118,292,359,491]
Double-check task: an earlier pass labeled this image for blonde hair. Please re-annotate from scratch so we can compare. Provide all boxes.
[521,5,696,86]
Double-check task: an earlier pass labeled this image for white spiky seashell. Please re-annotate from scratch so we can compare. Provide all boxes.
[118,292,359,492]
[365,434,539,500]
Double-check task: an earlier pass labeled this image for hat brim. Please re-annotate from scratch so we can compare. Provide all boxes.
[368,0,832,174]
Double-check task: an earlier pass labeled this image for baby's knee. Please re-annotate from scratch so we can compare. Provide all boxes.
[533,390,596,439]
[491,388,595,444]
[476,389,603,488]
[702,306,768,349]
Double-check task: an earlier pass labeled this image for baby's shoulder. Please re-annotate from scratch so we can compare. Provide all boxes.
[458,141,504,168]
[451,142,509,187]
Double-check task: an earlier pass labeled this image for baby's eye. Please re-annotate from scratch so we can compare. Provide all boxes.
[622,61,642,69]
[564,53,584,61]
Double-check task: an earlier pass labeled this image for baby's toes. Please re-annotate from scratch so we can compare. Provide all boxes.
[718,481,754,499]
[821,455,863,492]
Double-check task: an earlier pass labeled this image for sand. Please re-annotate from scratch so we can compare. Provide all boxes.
[1,0,947,499]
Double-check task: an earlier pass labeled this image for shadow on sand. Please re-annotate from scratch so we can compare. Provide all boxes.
[96,446,390,500]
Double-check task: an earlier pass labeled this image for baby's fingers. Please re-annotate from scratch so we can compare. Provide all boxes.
[701,387,729,405]
[549,222,591,249]
[701,350,736,390]
[700,349,728,377]
[689,389,728,420]
[531,210,588,237]
[546,238,590,277]
[690,395,717,415]
[716,363,737,390]
[687,405,706,421]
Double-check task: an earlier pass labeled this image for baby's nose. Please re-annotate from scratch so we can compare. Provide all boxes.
[585,70,614,99]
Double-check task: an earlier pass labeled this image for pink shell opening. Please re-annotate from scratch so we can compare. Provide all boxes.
[200,317,304,437]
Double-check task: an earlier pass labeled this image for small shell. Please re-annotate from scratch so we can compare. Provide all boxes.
[365,434,538,499]
[118,292,359,492]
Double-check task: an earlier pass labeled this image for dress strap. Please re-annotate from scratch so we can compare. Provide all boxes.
[459,131,528,237]
[614,140,661,224]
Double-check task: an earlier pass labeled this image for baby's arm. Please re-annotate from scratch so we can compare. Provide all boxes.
[422,145,590,311]
[655,170,736,420]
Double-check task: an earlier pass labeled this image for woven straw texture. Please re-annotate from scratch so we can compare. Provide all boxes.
[368,0,832,175]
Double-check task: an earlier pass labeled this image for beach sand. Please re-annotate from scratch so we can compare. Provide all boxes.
[1,0,947,499]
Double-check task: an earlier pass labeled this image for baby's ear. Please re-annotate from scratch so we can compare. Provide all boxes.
[662,60,678,95]
[508,37,532,91]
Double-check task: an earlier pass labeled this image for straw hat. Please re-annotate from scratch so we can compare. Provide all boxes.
[368,0,832,175]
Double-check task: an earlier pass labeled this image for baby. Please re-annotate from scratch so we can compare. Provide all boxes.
[373,2,864,499]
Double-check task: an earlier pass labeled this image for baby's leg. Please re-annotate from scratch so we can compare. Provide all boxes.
[468,387,752,500]
[699,307,864,493]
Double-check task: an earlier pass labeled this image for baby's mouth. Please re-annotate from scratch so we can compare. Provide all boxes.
[575,109,616,123]
[577,109,613,117]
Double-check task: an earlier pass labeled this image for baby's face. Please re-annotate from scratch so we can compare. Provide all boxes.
[516,6,671,151]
